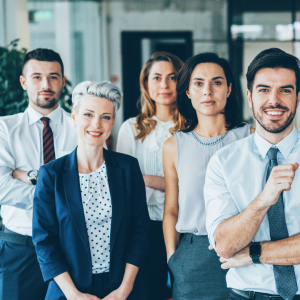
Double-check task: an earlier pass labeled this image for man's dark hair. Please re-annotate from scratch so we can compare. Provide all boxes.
[22,48,64,76]
[177,52,243,132]
[246,48,300,94]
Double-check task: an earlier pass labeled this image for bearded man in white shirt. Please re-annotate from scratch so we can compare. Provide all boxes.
[0,49,78,300]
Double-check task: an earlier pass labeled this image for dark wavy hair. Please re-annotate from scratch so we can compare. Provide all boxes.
[246,48,300,94]
[177,52,243,132]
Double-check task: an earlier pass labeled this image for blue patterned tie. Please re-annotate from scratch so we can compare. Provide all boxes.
[266,147,298,300]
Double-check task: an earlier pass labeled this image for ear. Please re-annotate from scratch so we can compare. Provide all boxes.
[20,75,27,90]
[246,89,252,108]
[227,83,232,98]
[296,91,300,109]
[62,76,66,88]
[186,90,191,99]
[112,116,116,127]
[71,109,77,126]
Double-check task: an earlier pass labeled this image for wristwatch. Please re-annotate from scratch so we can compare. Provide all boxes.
[27,169,39,185]
[250,242,261,264]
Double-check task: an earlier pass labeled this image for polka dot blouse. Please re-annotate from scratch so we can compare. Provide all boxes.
[79,162,112,274]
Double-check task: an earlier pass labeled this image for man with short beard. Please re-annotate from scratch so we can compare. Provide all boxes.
[0,49,78,300]
[204,48,300,300]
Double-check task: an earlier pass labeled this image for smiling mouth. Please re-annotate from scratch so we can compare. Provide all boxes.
[265,110,285,116]
[87,131,103,137]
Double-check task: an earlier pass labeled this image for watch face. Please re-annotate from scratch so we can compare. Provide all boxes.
[28,170,38,179]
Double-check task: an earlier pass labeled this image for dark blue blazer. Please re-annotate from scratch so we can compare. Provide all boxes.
[33,148,151,300]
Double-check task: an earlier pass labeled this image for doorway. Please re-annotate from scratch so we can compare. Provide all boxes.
[121,31,193,121]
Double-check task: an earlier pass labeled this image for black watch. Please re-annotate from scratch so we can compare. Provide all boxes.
[250,242,261,264]
[27,169,38,185]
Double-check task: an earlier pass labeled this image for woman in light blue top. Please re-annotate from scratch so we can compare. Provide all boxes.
[163,53,254,300]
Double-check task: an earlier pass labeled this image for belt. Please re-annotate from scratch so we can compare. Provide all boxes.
[0,227,34,247]
[232,289,300,300]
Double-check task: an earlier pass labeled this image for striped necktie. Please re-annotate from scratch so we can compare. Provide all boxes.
[41,117,55,164]
[266,147,298,300]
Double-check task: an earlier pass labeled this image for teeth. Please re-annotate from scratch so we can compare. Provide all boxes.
[88,132,101,136]
[266,111,283,115]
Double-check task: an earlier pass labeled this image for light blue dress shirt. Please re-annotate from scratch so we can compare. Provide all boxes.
[204,126,300,294]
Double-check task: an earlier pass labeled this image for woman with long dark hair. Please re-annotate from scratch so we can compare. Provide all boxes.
[163,53,254,299]
[117,52,185,300]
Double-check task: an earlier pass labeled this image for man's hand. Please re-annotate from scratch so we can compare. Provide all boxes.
[258,163,298,210]
[12,170,31,184]
[219,246,253,269]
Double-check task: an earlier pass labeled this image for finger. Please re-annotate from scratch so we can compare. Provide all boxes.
[208,245,214,250]
[221,262,230,270]
[219,257,227,263]
[272,169,295,178]
[273,176,294,184]
[272,164,295,171]
[293,162,299,171]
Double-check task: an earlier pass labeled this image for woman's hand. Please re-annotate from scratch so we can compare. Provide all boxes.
[68,292,100,300]
[102,285,132,300]
[167,249,176,263]
[143,175,165,191]
[12,169,31,184]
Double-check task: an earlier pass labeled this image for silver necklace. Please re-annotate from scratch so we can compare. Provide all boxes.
[191,130,229,146]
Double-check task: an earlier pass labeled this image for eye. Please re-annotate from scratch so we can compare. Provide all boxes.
[49,76,58,80]
[282,89,291,93]
[169,76,176,81]
[214,81,221,85]
[102,116,111,120]
[153,76,160,81]
[33,76,40,80]
[259,89,268,93]
[84,113,92,117]
[194,82,202,86]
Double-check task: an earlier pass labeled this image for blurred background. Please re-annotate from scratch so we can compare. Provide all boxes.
[1,0,300,149]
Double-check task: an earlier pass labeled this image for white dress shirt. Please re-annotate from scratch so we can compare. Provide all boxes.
[116,116,173,221]
[204,126,300,295]
[0,105,78,236]
[79,162,112,274]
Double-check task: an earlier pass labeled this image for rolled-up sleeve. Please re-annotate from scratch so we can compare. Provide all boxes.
[125,159,151,269]
[204,153,239,250]
[32,166,69,281]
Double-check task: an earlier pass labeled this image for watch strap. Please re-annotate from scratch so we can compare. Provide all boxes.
[250,242,261,264]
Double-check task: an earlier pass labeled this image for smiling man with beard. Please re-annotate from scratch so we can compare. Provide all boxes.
[0,49,78,300]
[204,48,300,300]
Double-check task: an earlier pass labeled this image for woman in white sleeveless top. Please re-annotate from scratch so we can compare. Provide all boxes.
[163,53,254,300]
[116,52,185,300]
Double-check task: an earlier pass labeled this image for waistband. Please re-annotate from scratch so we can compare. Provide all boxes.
[181,233,209,244]
[232,289,300,300]
[0,226,34,247]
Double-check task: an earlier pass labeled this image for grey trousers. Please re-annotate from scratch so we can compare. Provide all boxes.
[168,234,229,300]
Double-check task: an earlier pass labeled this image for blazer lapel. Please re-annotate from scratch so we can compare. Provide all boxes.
[104,149,125,252]
[63,148,91,259]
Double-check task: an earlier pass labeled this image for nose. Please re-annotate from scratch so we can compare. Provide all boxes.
[160,77,168,88]
[268,89,281,106]
[41,77,51,90]
[92,117,102,129]
[203,83,213,96]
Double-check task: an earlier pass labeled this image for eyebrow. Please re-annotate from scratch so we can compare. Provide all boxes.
[153,72,175,76]
[83,110,113,115]
[192,76,225,81]
[256,84,294,90]
[31,72,61,77]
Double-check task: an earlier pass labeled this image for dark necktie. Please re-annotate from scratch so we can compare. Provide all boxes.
[266,147,298,300]
[41,117,55,164]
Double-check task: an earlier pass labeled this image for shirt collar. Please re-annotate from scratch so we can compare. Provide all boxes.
[28,104,63,126]
[152,116,173,128]
[254,125,298,159]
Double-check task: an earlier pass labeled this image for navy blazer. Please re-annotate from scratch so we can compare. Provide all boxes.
[33,148,151,300]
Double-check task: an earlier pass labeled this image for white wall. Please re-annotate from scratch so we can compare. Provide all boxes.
[0,0,30,49]
[103,0,228,140]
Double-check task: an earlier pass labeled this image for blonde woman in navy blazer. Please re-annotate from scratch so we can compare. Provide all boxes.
[32,81,151,300]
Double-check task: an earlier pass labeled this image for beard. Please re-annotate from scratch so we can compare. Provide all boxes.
[32,90,61,109]
[251,99,296,134]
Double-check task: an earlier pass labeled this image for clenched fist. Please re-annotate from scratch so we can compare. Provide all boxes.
[259,163,298,209]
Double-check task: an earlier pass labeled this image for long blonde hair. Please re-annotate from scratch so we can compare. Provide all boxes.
[135,52,186,141]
